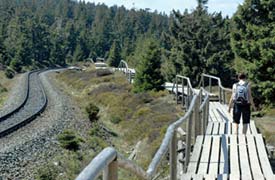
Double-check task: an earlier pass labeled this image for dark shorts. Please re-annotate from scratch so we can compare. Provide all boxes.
[233,103,251,124]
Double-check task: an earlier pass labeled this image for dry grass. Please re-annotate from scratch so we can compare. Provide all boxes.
[254,109,275,148]
[0,71,18,107]
[44,67,182,179]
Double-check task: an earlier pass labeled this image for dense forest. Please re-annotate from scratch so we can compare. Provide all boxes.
[0,0,274,106]
[0,0,169,70]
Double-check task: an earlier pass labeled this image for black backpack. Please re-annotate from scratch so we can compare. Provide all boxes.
[234,82,249,105]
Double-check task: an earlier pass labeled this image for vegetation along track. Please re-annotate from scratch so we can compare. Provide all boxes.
[0,72,30,121]
[0,71,47,137]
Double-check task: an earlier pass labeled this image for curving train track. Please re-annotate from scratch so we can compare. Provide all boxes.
[0,71,47,138]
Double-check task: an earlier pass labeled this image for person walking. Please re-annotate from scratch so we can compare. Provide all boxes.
[228,73,256,134]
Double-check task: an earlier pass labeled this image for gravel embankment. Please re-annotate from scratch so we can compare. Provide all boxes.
[0,72,45,134]
[0,70,90,180]
[0,73,28,117]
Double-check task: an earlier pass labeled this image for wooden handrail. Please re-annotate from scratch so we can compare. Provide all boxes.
[201,73,231,92]
[117,60,135,83]
[173,75,195,108]
[76,74,210,180]
[200,73,232,104]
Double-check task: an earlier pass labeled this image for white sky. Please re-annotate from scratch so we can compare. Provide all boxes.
[83,0,244,17]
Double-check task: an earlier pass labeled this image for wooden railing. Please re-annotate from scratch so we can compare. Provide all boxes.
[173,75,195,108]
[75,75,210,180]
[200,73,232,104]
[117,60,135,83]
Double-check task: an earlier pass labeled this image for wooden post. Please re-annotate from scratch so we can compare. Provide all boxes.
[182,78,184,106]
[219,87,222,103]
[170,132,177,180]
[202,105,206,134]
[129,71,132,83]
[103,159,118,180]
[206,96,209,126]
[184,111,193,172]
[194,97,200,137]
[209,78,212,93]
[199,89,202,105]
[223,89,226,104]
[202,76,205,89]
[176,76,179,104]
[187,85,190,109]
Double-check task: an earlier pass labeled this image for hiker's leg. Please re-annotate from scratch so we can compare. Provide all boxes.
[233,104,241,134]
[234,123,239,134]
[242,105,251,134]
[243,123,248,134]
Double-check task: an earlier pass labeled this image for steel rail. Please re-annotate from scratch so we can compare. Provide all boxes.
[0,70,48,138]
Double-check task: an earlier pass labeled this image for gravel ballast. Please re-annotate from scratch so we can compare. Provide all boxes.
[0,73,28,117]
[0,70,90,180]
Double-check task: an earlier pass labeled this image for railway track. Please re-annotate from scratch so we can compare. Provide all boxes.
[0,71,47,138]
[0,72,30,122]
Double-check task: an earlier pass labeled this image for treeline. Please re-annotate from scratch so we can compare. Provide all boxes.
[0,0,274,106]
[0,0,168,71]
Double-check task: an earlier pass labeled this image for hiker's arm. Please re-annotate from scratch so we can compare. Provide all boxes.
[228,94,233,113]
[228,84,235,113]
[248,83,256,111]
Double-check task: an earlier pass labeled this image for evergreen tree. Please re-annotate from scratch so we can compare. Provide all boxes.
[32,19,51,67]
[50,31,66,66]
[107,40,121,67]
[133,39,164,92]
[0,33,8,66]
[166,2,234,86]
[65,23,78,56]
[10,56,22,72]
[231,0,275,105]
[0,0,169,71]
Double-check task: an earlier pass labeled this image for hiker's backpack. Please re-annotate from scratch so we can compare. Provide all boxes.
[234,82,249,105]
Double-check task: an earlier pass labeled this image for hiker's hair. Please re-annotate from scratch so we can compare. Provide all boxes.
[238,73,246,80]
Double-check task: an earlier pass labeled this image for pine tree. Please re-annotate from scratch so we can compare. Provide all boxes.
[0,0,169,71]
[231,0,275,105]
[0,33,8,66]
[107,40,121,67]
[133,39,164,92]
[166,2,234,86]
[50,31,66,66]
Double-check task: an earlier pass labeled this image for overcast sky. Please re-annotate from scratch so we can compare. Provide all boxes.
[83,0,244,17]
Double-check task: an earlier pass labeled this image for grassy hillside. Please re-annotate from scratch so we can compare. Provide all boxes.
[37,66,183,180]
[0,71,15,107]
[255,109,275,148]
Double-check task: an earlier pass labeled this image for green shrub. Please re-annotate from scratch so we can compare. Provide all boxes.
[36,164,59,180]
[4,68,14,79]
[110,116,121,124]
[89,137,107,151]
[96,69,113,76]
[148,90,168,98]
[134,107,152,118]
[58,130,83,151]
[0,84,7,93]
[90,124,102,137]
[85,103,100,121]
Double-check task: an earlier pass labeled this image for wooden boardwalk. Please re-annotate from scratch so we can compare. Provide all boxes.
[181,101,274,180]
[76,71,274,180]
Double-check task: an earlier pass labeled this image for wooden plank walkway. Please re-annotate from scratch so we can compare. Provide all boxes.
[165,82,218,99]
[181,102,274,180]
